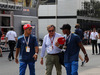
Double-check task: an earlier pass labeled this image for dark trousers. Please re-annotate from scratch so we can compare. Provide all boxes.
[8,40,16,59]
[91,40,98,54]
[98,44,100,54]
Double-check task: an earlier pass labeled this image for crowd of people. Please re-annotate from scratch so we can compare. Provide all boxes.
[81,28,100,55]
[1,23,100,75]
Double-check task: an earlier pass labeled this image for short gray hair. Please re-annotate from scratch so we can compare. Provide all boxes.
[47,25,55,31]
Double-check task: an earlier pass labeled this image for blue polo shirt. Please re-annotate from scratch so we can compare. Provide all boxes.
[64,33,81,63]
[16,34,38,62]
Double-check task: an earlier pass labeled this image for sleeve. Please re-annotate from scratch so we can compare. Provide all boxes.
[96,32,99,36]
[14,32,17,37]
[57,33,63,38]
[16,37,21,48]
[41,36,46,58]
[34,37,38,47]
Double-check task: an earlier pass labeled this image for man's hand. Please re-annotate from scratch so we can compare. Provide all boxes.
[33,54,38,60]
[15,58,19,64]
[55,42,60,47]
[84,55,89,63]
[40,58,43,65]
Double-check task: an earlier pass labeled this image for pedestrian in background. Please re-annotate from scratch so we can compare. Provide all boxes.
[97,29,100,54]
[75,24,85,66]
[83,31,88,45]
[59,24,89,75]
[90,28,98,55]
[75,24,84,40]
[87,30,90,44]
[40,25,62,75]
[15,24,39,75]
[5,28,17,61]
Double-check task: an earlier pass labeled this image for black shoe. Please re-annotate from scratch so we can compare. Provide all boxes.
[8,58,11,61]
[81,61,85,67]
[12,58,14,60]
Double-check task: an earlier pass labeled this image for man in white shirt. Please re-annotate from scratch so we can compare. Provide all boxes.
[5,28,17,61]
[90,28,98,55]
[40,25,62,75]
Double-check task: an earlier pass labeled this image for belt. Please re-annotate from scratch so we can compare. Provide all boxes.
[48,53,59,55]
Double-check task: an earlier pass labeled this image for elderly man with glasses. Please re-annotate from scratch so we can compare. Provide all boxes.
[40,25,62,75]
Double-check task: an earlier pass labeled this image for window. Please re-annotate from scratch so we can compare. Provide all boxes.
[2,17,10,26]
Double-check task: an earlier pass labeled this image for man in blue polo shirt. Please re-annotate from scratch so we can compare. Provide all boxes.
[58,24,89,75]
[15,24,39,75]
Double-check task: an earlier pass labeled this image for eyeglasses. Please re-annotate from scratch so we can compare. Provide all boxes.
[48,30,55,32]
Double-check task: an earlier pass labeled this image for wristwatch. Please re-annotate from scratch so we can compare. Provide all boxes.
[35,53,38,55]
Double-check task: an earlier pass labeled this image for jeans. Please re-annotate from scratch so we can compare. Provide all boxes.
[19,62,35,75]
[64,61,78,75]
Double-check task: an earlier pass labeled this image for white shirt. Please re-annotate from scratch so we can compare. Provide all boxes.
[41,33,62,58]
[84,32,88,39]
[90,32,98,40]
[6,30,17,41]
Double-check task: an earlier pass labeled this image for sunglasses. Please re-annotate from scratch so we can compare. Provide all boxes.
[48,30,55,32]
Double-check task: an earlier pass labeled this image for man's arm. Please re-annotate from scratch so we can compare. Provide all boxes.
[40,37,46,65]
[5,37,8,47]
[15,32,18,42]
[33,46,39,60]
[78,42,89,63]
[15,37,18,42]
[15,48,20,64]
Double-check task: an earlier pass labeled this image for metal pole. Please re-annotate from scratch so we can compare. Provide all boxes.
[56,0,58,32]
[36,0,40,41]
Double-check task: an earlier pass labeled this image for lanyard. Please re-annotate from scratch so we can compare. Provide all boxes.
[49,35,55,45]
[24,35,30,46]
[66,33,72,44]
